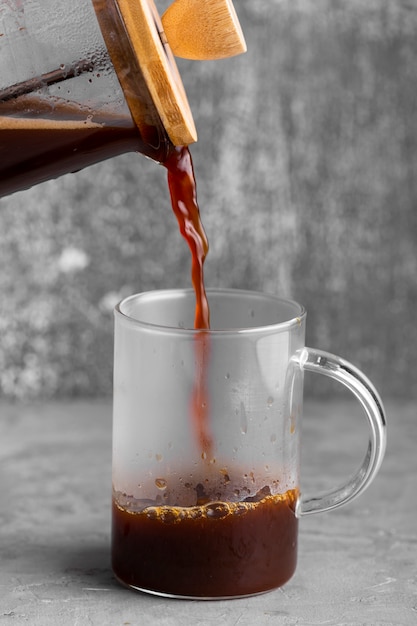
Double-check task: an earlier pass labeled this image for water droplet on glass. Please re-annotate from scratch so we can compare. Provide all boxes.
[267,396,274,407]
[225,372,230,380]
[155,478,167,490]
[270,433,277,443]
[155,453,163,462]
[220,468,230,484]
[240,402,248,435]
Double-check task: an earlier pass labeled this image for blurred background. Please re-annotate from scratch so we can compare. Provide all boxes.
[0,0,416,401]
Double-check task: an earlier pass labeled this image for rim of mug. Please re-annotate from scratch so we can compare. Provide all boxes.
[114,288,306,335]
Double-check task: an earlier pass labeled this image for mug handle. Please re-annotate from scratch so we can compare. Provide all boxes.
[294,348,387,516]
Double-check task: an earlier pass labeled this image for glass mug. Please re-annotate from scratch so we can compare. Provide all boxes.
[112,288,386,599]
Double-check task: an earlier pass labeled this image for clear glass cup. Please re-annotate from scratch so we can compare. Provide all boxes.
[112,288,386,599]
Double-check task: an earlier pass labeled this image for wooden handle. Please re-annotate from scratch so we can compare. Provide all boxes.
[162,0,247,61]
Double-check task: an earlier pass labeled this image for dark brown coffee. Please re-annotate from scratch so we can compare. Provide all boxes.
[0,96,170,196]
[112,487,298,597]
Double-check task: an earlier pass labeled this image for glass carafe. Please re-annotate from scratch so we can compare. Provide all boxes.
[0,0,245,197]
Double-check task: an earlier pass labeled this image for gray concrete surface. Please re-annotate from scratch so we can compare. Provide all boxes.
[0,399,415,625]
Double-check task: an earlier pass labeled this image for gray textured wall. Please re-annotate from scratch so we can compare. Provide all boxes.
[1,0,416,400]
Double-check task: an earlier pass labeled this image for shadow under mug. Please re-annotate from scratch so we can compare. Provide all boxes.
[111,288,386,599]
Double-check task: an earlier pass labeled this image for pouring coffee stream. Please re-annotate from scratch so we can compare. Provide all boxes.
[164,145,213,454]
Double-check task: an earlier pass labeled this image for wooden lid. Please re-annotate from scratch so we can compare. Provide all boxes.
[116,0,197,146]
[116,0,246,146]
[162,0,247,61]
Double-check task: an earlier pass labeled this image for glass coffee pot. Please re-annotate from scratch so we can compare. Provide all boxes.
[0,0,246,197]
